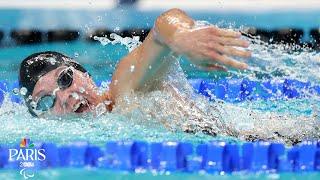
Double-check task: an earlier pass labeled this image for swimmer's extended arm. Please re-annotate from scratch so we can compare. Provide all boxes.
[109,8,251,102]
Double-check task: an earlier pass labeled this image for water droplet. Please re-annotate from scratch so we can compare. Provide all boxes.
[79,87,85,93]
[104,100,112,105]
[114,27,120,32]
[30,101,37,109]
[47,58,55,65]
[97,16,102,22]
[20,87,28,96]
[74,52,79,58]
[71,92,80,100]
[101,81,109,88]
[130,65,135,72]
[12,88,19,95]
[133,36,140,41]
[83,72,90,78]
[97,89,104,96]
[95,103,106,117]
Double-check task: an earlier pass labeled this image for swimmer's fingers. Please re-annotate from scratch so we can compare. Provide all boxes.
[208,27,241,38]
[214,37,250,48]
[207,51,248,69]
[208,43,251,58]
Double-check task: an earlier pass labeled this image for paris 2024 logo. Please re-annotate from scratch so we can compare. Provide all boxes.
[8,137,46,179]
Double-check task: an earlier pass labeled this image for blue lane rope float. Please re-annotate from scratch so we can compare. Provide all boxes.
[0,141,319,173]
[198,78,320,102]
[0,80,9,106]
[0,78,319,106]
[0,89,4,107]
[9,81,23,104]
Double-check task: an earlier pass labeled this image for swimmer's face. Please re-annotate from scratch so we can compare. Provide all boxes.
[31,66,101,115]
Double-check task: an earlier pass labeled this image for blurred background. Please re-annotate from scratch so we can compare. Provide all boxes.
[0,0,319,81]
[1,0,319,42]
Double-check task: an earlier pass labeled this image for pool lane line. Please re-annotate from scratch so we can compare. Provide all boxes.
[0,30,3,43]
[242,28,304,45]
[10,30,43,45]
[310,28,320,50]
[0,140,319,173]
[198,78,320,102]
[47,30,80,42]
[3,28,320,49]
[0,78,320,106]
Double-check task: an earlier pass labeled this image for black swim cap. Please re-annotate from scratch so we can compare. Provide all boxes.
[19,51,88,116]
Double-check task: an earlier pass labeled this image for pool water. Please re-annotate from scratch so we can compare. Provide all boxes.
[0,28,319,178]
[1,168,320,180]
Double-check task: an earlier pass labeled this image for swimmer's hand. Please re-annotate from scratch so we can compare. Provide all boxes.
[110,8,252,100]
[170,26,251,71]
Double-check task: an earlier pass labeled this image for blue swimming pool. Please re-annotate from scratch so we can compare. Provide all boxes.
[0,7,320,180]
[0,38,319,179]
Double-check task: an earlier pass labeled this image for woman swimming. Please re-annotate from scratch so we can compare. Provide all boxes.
[19,9,319,144]
[20,8,250,116]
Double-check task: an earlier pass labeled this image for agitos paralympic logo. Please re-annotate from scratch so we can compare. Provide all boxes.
[8,138,46,179]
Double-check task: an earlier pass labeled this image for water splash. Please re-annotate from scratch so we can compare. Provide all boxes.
[93,33,142,52]
[112,56,319,145]
[234,27,320,84]
[91,23,320,144]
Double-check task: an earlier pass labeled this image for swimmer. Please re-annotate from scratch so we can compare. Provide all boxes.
[18,9,319,144]
[19,8,250,117]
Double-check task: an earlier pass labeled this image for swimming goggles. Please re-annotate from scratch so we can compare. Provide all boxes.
[34,67,74,113]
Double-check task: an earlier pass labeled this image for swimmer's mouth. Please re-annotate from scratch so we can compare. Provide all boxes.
[73,99,90,113]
